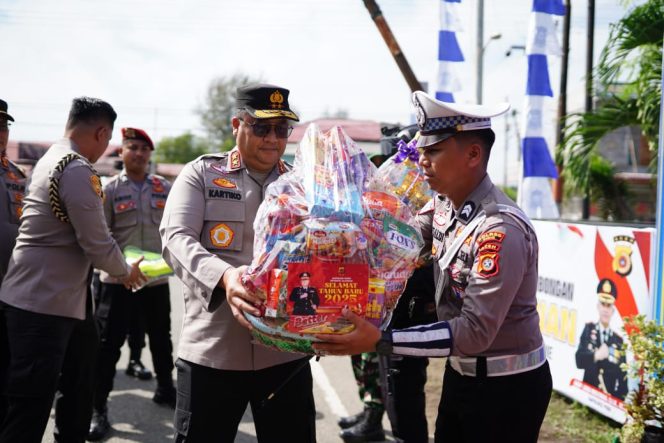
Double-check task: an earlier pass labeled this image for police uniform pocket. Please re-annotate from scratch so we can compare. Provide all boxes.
[150,197,166,224]
[202,201,245,251]
[114,204,138,228]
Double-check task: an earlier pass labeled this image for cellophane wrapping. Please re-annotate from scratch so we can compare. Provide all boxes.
[242,124,426,354]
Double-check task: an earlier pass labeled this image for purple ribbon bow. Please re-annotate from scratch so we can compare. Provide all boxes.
[393,139,420,163]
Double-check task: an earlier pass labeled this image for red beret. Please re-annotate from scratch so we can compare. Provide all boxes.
[122,127,154,150]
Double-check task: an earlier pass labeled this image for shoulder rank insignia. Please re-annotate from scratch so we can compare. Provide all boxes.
[228,149,242,171]
[277,159,287,175]
[90,175,103,199]
[151,176,165,194]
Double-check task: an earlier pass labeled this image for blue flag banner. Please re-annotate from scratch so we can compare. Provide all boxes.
[526,55,553,97]
[435,0,464,102]
[532,0,565,15]
[517,0,563,219]
[438,31,465,62]
[523,137,559,178]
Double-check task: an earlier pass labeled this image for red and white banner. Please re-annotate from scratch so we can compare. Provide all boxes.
[533,220,655,423]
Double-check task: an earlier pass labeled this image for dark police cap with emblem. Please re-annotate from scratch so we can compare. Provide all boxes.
[236,83,299,122]
[0,99,15,122]
[596,278,618,305]
[411,91,509,148]
[122,127,154,150]
[299,272,311,278]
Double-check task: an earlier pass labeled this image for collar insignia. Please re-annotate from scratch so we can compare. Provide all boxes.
[457,201,476,222]
[228,150,242,171]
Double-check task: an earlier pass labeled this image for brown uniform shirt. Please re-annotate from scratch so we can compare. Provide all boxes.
[160,147,302,370]
[416,174,543,357]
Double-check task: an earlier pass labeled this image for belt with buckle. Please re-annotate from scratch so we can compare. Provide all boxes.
[448,345,546,377]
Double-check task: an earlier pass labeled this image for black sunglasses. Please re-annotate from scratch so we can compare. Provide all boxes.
[240,118,293,139]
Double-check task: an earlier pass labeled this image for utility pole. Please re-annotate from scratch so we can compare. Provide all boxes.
[582,0,595,219]
[476,0,484,104]
[363,0,422,92]
[554,0,571,205]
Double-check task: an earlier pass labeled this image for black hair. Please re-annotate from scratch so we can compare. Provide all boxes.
[455,129,495,163]
[65,97,117,130]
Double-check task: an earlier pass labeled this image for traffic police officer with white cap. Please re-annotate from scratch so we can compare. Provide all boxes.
[0,97,145,443]
[0,99,25,287]
[88,127,175,440]
[160,83,316,442]
[314,91,552,443]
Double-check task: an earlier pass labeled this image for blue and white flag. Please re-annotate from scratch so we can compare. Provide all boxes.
[435,0,464,103]
[517,0,564,219]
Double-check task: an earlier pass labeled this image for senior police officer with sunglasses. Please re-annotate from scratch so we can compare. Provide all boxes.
[160,84,316,442]
[314,91,552,443]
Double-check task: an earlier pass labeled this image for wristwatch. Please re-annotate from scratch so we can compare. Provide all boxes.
[375,330,393,356]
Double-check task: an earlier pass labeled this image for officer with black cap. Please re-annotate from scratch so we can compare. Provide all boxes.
[575,278,627,400]
[289,271,319,315]
[161,83,316,442]
[314,91,552,442]
[88,127,175,440]
[0,99,26,287]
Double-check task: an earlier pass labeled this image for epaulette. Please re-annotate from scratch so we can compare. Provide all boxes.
[49,153,103,223]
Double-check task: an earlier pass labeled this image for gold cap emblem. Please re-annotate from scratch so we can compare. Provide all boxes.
[602,281,612,294]
[269,90,284,109]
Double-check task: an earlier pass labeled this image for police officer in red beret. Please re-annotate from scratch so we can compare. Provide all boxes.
[88,127,175,440]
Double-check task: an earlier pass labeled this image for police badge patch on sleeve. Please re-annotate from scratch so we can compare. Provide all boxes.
[90,175,103,199]
[477,252,500,278]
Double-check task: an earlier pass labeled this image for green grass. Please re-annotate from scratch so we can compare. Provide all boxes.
[541,392,622,442]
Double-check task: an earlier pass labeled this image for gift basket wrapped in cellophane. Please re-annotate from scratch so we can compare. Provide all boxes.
[241,124,431,354]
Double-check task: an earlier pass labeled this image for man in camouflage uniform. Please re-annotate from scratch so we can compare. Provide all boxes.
[88,127,175,441]
[161,84,316,442]
[315,91,552,443]
[0,97,145,443]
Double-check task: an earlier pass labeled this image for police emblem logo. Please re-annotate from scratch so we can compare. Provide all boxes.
[212,177,237,189]
[477,252,499,277]
[210,223,234,248]
[155,200,166,209]
[124,128,136,138]
[269,90,284,109]
[90,175,103,198]
[412,95,427,129]
[612,235,635,276]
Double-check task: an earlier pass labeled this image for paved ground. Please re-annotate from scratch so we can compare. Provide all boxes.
[42,277,435,442]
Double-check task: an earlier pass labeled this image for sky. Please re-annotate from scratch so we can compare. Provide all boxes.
[1,0,634,183]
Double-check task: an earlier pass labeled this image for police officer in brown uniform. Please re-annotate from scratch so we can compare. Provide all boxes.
[575,278,627,400]
[0,97,145,443]
[314,91,552,443]
[160,84,316,442]
[88,127,175,440]
[0,99,26,287]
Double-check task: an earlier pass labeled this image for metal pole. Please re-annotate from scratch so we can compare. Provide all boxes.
[554,0,570,205]
[652,39,664,323]
[582,0,595,219]
[362,0,422,93]
[476,0,484,104]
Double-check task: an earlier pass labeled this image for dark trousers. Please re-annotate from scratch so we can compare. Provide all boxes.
[93,283,173,411]
[174,357,316,443]
[92,273,146,361]
[0,302,98,443]
[381,355,429,443]
[435,360,552,443]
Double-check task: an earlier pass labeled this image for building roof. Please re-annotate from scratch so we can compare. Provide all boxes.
[288,118,383,144]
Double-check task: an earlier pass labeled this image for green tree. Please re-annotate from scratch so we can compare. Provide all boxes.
[154,132,210,164]
[198,73,261,151]
[557,0,662,218]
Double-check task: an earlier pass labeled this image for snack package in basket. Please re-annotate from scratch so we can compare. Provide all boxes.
[242,124,425,354]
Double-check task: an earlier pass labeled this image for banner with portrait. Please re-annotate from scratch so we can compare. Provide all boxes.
[533,220,655,423]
